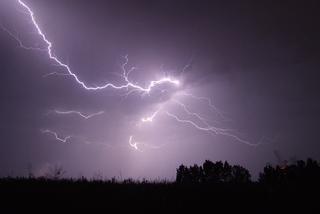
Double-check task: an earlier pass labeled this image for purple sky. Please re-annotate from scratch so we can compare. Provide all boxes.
[0,0,319,179]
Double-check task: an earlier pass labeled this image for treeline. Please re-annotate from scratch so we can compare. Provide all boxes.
[176,158,320,186]
[0,158,319,212]
[1,158,320,185]
[176,160,250,184]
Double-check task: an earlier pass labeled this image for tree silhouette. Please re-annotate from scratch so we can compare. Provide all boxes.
[176,160,251,184]
[230,165,251,183]
[259,158,320,187]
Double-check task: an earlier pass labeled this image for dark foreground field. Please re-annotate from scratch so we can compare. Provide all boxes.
[1,159,319,213]
[0,177,318,213]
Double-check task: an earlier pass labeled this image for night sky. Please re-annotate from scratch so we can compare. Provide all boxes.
[0,0,319,179]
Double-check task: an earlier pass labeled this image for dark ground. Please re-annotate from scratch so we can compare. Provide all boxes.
[0,177,318,213]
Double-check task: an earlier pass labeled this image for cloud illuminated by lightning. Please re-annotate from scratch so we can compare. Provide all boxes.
[54,110,104,119]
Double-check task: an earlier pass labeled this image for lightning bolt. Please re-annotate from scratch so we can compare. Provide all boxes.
[7,0,264,150]
[16,0,180,93]
[129,136,141,151]
[172,99,222,128]
[179,92,231,121]
[54,110,104,119]
[128,136,164,151]
[141,110,160,123]
[0,24,45,51]
[165,111,260,147]
[180,55,194,75]
[41,129,71,143]
[42,72,72,78]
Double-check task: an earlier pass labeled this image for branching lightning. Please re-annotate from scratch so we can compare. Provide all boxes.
[141,110,160,123]
[54,110,104,119]
[42,72,72,78]
[172,99,221,128]
[165,111,260,146]
[5,0,264,151]
[179,92,231,121]
[41,129,71,143]
[128,136,164,151]
[16,0,180,93]
[129,136,141,151]
[0,24,45,51]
